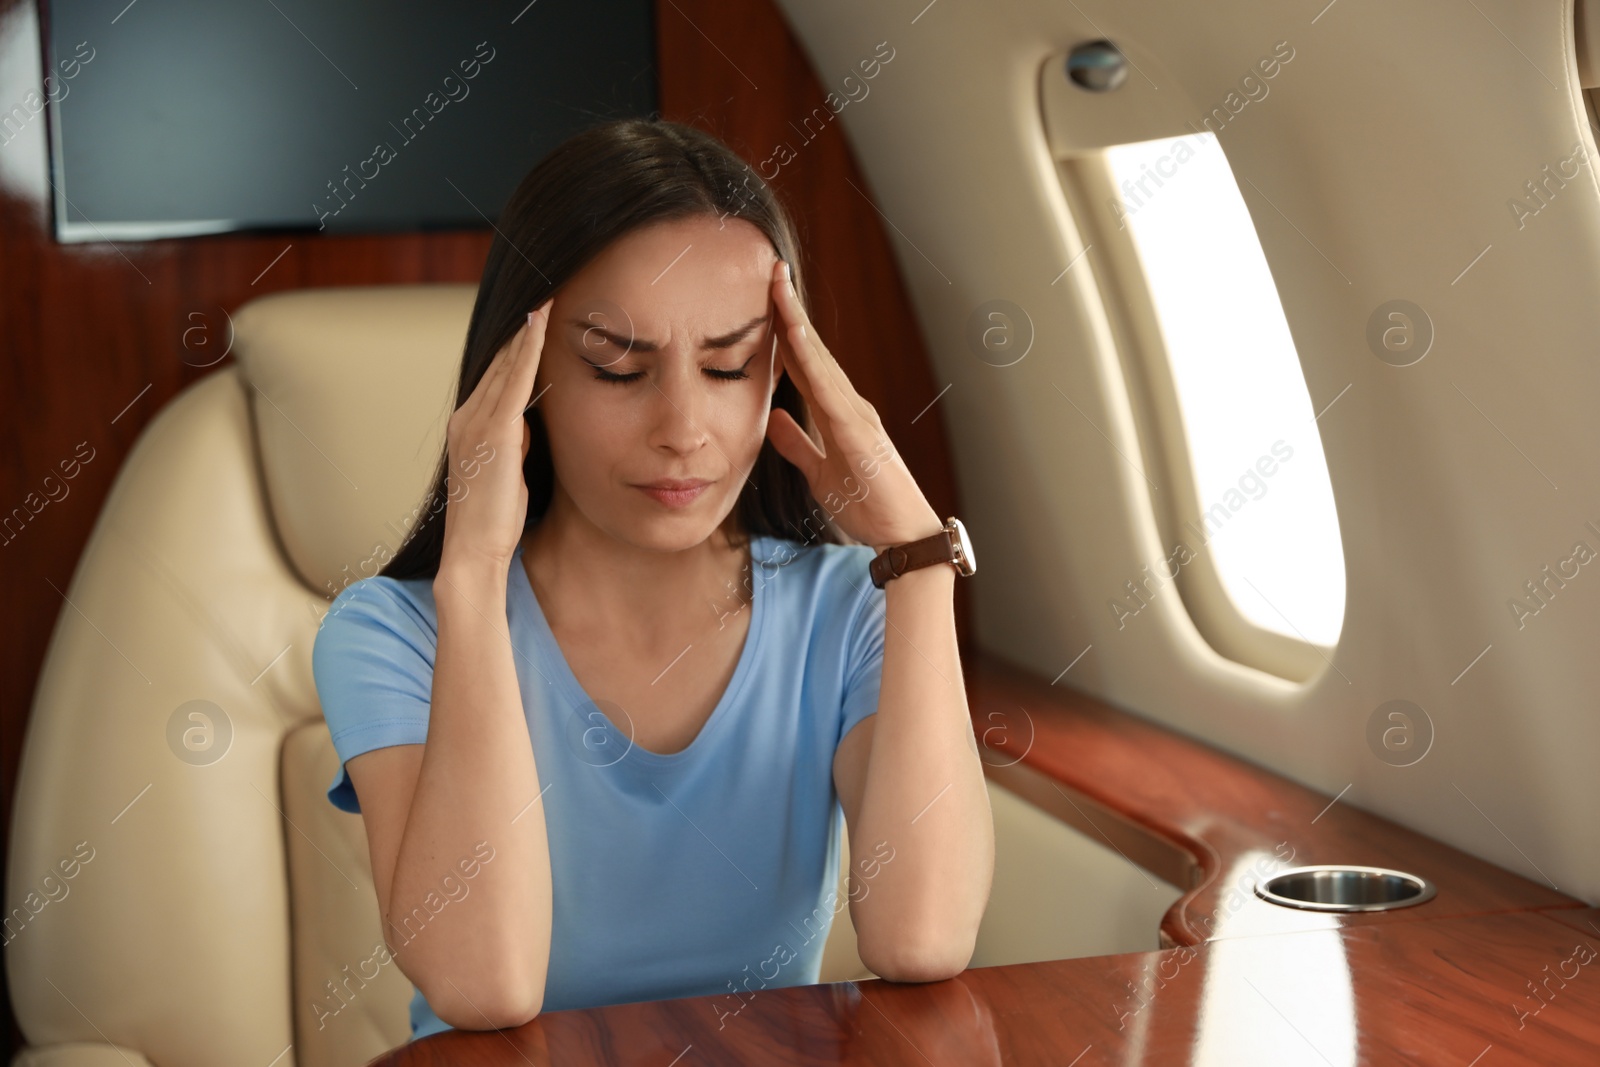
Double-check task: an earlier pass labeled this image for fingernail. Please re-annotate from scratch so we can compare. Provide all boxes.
[781,260,791,282]
[527,311,535,328]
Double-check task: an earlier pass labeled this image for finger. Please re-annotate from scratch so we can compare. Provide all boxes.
[778,311,863,448]
[773,260,863,401]
[481,296,553,416]
[771,349,825,455]
[766,407,824,483]
[495,298,554,422]
[471,317,525,419]
[769,264,829,425]
[765,325,780,403]
[775,332,893,489]
[771,263,863,429]
[771,328,831,462]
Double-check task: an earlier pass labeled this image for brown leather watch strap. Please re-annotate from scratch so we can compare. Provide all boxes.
[870,525,958,588]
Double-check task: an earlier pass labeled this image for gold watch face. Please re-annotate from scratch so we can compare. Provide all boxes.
[948,517,976,576]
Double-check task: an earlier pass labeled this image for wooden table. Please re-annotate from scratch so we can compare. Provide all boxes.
[370,654,1600,1065]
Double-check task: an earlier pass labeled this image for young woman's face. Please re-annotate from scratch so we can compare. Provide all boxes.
[532,214,784,552]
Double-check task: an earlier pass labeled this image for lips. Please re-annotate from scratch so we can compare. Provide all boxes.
[636,478,711,490]
[633,478,713,508]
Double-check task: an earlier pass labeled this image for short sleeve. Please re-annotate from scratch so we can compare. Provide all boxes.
[837,552,887,747]
[311,578,435,813]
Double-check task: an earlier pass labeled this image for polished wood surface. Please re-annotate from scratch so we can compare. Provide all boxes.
[968,655,1581,947]
[379,910,1600,1065]
[0,0,961,1058]
[368,652,1597,1064]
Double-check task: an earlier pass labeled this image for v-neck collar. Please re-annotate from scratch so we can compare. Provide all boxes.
[510,535,774,769]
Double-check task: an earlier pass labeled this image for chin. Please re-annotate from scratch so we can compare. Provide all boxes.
[603,514,718,554]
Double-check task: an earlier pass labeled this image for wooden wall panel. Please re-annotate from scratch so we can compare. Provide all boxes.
[0,0,962,1057]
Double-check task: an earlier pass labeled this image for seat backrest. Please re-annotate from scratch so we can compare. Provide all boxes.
[6,284,475,1066]
[5,284,869,1067]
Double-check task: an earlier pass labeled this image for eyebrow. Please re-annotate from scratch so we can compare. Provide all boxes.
[565,313,770,354]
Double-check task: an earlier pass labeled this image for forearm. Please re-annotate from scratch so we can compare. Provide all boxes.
[848,564,994,979]
[388,558,552,1026]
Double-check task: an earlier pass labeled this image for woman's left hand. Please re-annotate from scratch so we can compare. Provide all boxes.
[764,259,944,552]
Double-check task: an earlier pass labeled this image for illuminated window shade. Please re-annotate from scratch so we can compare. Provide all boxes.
[1104,132,1345,647]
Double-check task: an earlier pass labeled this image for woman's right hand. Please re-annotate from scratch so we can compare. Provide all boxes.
[439,297,553,571]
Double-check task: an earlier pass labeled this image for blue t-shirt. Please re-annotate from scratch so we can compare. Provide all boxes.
[310,533,886,1039]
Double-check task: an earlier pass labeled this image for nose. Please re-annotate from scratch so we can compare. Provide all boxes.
[646,361,710,455]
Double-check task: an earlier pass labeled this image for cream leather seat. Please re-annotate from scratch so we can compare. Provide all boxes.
[5,284,873,1067]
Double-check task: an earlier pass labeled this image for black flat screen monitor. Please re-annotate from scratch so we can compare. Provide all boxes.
[41,0,658,242]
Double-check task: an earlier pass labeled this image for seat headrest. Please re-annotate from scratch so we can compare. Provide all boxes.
[231,283,478,598]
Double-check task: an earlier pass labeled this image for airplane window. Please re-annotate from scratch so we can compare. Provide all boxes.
[1103,132,1345,649]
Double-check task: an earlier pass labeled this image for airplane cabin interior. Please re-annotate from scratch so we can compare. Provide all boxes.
[2,0,1598,1063]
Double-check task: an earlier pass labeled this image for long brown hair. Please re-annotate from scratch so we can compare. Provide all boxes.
[380,117,842,581]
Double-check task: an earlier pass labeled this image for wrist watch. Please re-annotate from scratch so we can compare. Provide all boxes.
[869,516,977,588]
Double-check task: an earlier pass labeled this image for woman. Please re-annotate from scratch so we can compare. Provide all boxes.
[312,117,994,1039]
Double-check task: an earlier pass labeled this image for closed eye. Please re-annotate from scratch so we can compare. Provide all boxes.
[585,354,755,384]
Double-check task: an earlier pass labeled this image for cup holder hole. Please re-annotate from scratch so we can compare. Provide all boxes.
[1253,865,1437,912]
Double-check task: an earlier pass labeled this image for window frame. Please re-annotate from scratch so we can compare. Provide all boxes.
[1054,148,1341,683]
